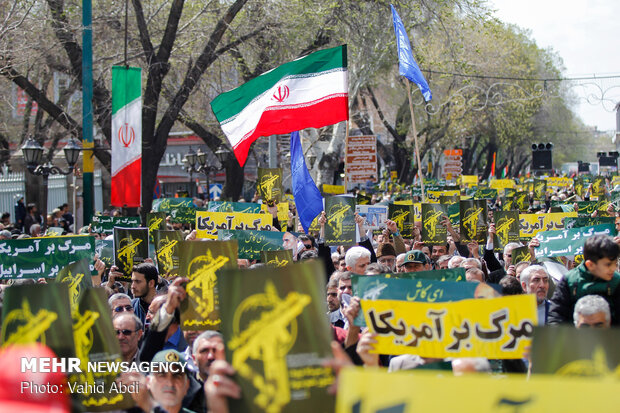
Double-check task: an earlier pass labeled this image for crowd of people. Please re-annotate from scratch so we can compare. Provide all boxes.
[1,179,619,412]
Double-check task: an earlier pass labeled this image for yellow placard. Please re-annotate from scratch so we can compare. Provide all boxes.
[546,177,573,188]
[459,175,478,187]
[394,200,413,205]
[427,190,460,202]
[413,202,422,222]
[519,212,577,238]
[489,179,516,189]
[336,368,616,413]
[196,211,273,239]
[361,295,536,359]
[323,184,345,194]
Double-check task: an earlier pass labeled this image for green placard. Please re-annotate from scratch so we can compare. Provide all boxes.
[534,224,616,259]
[493,210,520,253]
[90,216,141,235]
[387,268,466,282]
[55,258,93,314]
[0,235,95,279]
[257,167,283,202]
[207,201,262,213]
[113,227,149,279]
[1,283,74,359]
[153,230,184,277]
[178,240,238,330]
[459,199,488,243]
[421,204,448,246]
[218,261,335,413]
[388,203,415,238]
[95,239,114,269]
[219,229,286,260]
[564,216,616,229]
[261,249,294,267]
[474,188,498,200]
[511,246,531,265]
[325,196,356,245]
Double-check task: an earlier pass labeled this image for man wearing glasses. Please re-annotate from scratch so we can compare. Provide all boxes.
[113,313,143,363]
[108,293,134,317]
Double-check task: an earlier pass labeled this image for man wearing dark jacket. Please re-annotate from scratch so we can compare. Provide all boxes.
[548,234,620,325]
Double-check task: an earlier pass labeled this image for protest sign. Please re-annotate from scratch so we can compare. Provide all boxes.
[95,239,114,269]
[196,211,273,239]
[533,179,547,200]
[152,198,197,223]
[325,196,356,245]
[218,261,334,413]
[355,205,388,231]
[592,175,606,197]
[1,283,75,359]
[45,227,64,236]
[439,194,460,205]
[564,216,616,229]
[519,212,577,238]
[574,178,585,198]
[546,177,572,189]
[459,175,478,187]
[55,258,93,314]
[153,230,184,277]
[208,201,262,213]
[114,227,148,279]
[473,188,497,200]
[68,287,134,411]
[0,235,95,279]
[574,200,611,216]
[346,135,377,186]
[459,199,487,243]
[389,268,466,282]
[357,193,372,205]
[511,246,532,264]
[219,229,286,260]
[490,179,515,190]
[336,367,615,413]
[447,202,460,226]
[501,196,515,211]
[146,212,166,243]
[361,294,537,358]
[323,184,346,195]
[178,240,237,330]
[90,216,141,235]
[531,325,620,377]
[534,223,616,258]
[493,210,520,252]
[421,203,448,245]
[257,167,283,202]
[261,249,294,267]
[388,204,415,238]
[515,191,530,211]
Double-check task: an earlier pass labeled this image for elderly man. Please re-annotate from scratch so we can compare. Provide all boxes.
[108,293,134,317]
[376,243,397,272]
[147,350,191,413]
[395,253,407,272]
[113,313,143,363]
[146,295,187,353]
[345,246,371,274]
[574,295,611,328]
[520,265,550,325]
[192,331,225,383]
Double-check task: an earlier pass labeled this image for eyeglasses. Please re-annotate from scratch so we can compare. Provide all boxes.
[115,329,138,336]
[113,305,133,313]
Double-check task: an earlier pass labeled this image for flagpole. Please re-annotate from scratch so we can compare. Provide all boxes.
[344,120,349,192]
[406,81,425,202]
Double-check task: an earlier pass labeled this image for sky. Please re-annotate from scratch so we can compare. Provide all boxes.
[491,0,620,133]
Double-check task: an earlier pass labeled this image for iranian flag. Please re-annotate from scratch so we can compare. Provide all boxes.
[111,66,142,207]
[211,45,348,166]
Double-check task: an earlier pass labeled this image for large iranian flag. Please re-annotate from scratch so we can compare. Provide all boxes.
[111,66,142,207]
[211,45,348,166]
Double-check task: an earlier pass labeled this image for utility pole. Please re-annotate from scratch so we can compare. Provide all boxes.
[82,0,94,226]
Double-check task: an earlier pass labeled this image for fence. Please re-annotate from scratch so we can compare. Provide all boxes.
[0,169,103,223]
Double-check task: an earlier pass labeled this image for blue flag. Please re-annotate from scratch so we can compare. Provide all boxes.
[390,4,432,102]
[290,131,323,233]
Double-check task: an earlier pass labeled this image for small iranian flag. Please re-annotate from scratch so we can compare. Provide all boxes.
[211,45,348,166]
[111,66,142,207]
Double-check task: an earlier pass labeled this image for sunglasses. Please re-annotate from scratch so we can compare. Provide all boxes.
[114,305,133,313]
[115,329,138,336]
[303,244,313,249]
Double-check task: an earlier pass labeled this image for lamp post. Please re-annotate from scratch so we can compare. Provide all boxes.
[183,146,228,200]
[21,136,82,223]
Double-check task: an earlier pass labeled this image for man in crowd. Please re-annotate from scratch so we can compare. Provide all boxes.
[574,295,611,328]
[147,350,192,413]
[345,246,371,274]
[113,313,143,363]
[108,293,134,317]
[398,250,429,273]
[327,277,345,328]
[376,243,397,272]
[130,262,160,326]
[520,265,550,325]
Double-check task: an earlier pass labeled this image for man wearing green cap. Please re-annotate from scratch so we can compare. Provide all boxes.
[148,349,195,413]
[398,250,429,273]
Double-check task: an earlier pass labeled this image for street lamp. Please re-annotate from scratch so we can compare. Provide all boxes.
[22,136,81,175]
[183,146,228,200]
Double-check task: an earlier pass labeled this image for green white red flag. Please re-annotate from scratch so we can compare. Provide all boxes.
[111,66,142,207]
[210,45,349,166]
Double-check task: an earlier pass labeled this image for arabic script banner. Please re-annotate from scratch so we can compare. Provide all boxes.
[519,212,577,238]
[218,229,286,260]
[0,235,95,279]
[196,211,273,240]
[361,294,536,358]
[534,224,616,258]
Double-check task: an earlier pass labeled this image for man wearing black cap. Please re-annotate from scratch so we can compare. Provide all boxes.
[376,243,397,272]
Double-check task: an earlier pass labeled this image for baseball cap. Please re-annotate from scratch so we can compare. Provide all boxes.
[402,250,428,265]
[151,349,188,374]
[0,343,70,413]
